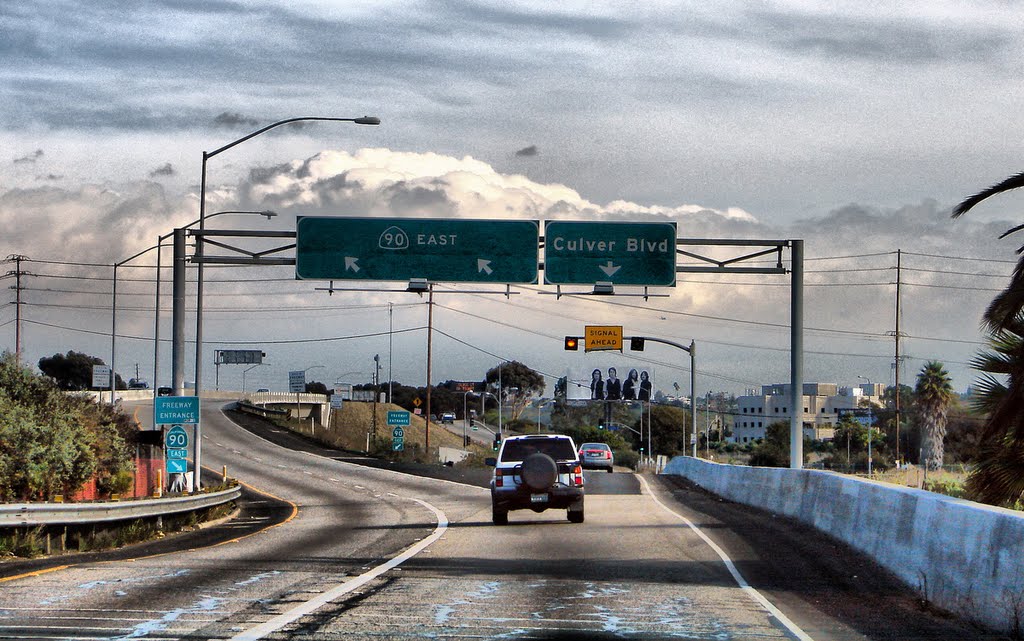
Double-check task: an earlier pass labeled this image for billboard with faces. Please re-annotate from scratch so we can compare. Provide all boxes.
[565,365,655,402]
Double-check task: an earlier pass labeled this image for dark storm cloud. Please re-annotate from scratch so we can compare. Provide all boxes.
[749,9,1013,64]
[213,112,260,128]
[13,149,43,164]
[515,145,539,157]
[149,163,176,177]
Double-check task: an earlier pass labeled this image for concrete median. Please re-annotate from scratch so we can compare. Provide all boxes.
[663,456,1024,634]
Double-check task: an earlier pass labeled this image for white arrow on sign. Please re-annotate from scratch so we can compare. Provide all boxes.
[477,258,493,275]
[599,261,621,277]
[345,256,360,272]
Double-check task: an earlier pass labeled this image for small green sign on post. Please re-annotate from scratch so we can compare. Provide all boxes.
[387,411,411,426]
[543,221,677,286]
[296,217,540,284]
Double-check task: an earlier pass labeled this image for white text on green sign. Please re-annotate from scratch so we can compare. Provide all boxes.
[155,397,200,424]
[296,217,539,284]
[387,411,411,426]
[543,221,677,286]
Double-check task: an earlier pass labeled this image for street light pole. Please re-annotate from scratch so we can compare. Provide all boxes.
[858,376,874,477]
[194,116,379,396]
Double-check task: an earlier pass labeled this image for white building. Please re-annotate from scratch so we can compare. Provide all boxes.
[732,382,884,444]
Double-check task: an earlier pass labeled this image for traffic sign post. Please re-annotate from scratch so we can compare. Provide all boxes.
[296,217,540,284]
[543,221,677,286]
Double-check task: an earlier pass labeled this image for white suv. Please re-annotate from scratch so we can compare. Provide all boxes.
[486,434,584,525]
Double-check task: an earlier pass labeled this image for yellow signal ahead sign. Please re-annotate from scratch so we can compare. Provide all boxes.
[585,325,623,352]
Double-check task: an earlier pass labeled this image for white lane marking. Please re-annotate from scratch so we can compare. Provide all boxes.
[329,478,341,483]
[229,497,448,641]
[637,475,814,641]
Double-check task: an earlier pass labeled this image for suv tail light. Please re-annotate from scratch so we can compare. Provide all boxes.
[574,465,583,487]
[495,468,504,488]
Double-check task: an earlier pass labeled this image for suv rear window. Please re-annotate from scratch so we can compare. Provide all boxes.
[500,438,577,462]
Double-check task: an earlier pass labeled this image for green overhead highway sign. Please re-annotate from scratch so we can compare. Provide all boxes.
[543,221,677,286]
[296,217,539,284]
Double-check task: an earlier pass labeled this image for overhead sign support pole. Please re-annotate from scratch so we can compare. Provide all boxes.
[790,240,804,469]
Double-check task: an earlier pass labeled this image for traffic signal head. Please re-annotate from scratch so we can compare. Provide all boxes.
[564,336,580,351]
[492,437,501,451]
[630,337,645,351]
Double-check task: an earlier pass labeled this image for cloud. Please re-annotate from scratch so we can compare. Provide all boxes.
[213,112,259,128]
[149,163,176,178]
[14,149,43,164]
[36,174,63,181]
[515,145,539,157]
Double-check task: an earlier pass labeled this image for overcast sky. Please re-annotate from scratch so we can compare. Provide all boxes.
[3,1,1024,397]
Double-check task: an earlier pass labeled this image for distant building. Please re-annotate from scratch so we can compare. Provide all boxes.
[732,382,883,444]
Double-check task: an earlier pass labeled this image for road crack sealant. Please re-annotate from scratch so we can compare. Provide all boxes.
[638,474,815,641]
[227,497,448,641]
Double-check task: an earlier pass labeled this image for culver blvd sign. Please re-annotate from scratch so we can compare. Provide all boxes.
[543,221,676,286]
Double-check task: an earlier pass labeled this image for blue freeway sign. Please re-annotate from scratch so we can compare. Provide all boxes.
[387,411,411,426]
[155,396,200,425]
[392,438,404,452]
[167,459,187,474]
[543,221,677,286]
[392,427,405,438]
[296,217,539,284]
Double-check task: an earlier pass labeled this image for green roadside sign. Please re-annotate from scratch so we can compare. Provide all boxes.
[543,221,677,286]
[296,217,539,284]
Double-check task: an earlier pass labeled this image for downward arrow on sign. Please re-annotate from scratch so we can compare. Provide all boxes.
[477,259,493,275]
[345,257,360,272]
[599,261,621,277]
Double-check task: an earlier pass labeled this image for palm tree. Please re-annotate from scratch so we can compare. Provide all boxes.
[915,361,955,471]
[953,172,1024,504]
[964,318,1024,505]
[953,170,1024,331]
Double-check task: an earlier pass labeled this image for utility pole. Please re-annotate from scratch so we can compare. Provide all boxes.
[894,248,902,464]
[9,255,27,364]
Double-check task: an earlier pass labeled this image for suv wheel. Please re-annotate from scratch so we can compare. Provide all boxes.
[492,507,509,525]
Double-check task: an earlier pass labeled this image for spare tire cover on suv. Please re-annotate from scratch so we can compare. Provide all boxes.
[520,452,558,490]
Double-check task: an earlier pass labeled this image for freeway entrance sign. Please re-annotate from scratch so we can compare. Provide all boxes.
[154,397,200,425]
[388,411,411,426]
[295,217,539,283]
[543,221,677,286]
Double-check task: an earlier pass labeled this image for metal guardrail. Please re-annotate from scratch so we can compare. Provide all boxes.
[0,485,241,528]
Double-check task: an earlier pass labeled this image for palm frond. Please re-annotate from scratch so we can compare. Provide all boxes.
[952,170,1024,218]
[965,439,1024,506]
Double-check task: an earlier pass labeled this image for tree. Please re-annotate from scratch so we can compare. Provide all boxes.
[485,361,545,420]
[38,351,125,390]
[305,381,329,395]
[963,320,1024,505]
[914,361,955,470]
[953,175,1024,503]
[748,421,811,468]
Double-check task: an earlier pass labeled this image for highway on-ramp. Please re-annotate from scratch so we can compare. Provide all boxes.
[0,401,993,640]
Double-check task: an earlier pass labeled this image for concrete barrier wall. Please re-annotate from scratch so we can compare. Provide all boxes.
[663,456,1024,633]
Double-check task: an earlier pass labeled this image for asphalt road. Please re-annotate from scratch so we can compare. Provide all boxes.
[0,401,1000,640]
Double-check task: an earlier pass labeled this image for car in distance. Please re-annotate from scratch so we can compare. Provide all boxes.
[255,388,270,393]
[486,434,584,525]
[441,412,456,424]
[578,442,614,473]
